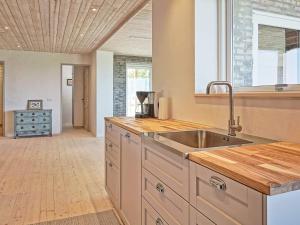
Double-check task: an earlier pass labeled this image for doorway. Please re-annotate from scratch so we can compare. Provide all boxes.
[0,63,3,136]
[61,64,90,131]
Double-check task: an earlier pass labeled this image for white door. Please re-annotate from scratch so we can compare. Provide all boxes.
[84,67,89,130]
[73,66,84,127]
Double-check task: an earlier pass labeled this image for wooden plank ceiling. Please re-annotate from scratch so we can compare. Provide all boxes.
[0,0,148,54]
[101,1,151,56]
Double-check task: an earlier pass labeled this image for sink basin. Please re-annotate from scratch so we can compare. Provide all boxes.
[159,130,252,149]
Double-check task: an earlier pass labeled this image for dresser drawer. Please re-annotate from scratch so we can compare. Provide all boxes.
[142,139,189,200]
[16,117,40,124]
[16,124,38,131]
[105,122,121,147]
[105,139,120,167]
[38,116,51,123]
[190,162,263,225]
[142,198,169,225]
[38,124,51,130]
[16,130,51,137]
[16,111,39,117]
[142,169,189,225]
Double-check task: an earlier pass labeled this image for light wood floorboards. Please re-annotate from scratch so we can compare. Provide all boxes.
[0,129,112,225]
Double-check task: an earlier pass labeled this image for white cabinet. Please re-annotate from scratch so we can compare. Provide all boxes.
[190,206,215,225]
[190,161,263,225]
[105,122,121,210]
[120,130,142,225]
[105,158,120,208]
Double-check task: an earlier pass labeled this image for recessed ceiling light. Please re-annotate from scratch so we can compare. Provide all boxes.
[17,45,21,48]
[80,33,84,37]
[91,7,97,12]
[4,26,9,30]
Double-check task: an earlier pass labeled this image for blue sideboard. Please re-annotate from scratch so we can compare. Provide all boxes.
[14,109,52,138]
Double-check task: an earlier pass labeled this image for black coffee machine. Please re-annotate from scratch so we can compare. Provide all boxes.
[135,91,155,118]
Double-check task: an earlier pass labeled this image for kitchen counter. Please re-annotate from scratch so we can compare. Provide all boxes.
[189,142,300,195]
[105,117,210,135]
[105,117,300,196]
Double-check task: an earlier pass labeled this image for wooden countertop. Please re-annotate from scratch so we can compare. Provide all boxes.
[189,142,300,195]
[105,117,210,135]
[105,117,300,196]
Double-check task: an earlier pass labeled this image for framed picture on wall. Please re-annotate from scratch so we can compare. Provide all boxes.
[67,79,73,86]
[27,100,43,110]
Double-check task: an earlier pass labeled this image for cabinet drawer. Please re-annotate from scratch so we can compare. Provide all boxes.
[16,124,38,131]
[142,169,189,225]
[38,116,51,123]
[142,139,189,200]
[142,198,169,225]
[190,206,215,225]
[16,117,40,124]
[105,158,120,209]
[16,111,39,117]
[105,122,121,147]
[190,162,263,225]
[38,124,51,130]
[105,139,120,167]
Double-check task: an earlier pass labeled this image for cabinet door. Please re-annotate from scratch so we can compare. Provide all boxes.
[142,198,169,225]
[190,206,215,225]
[105,159,120,209]
[120,131,142,225]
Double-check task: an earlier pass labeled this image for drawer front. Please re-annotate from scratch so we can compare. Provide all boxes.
[38,116,51,123]
[142,139,189,200]
[142,169,189,225]
[105,159,120,209]
[142,199,169,225]
[16,124,38,131]
[16,130,50,137]
[105,122,121,147]
[190,162,263,225]
[38,123,51,130]
[16,117,40,124]
[190,206,215,225]
[105,139,120,167]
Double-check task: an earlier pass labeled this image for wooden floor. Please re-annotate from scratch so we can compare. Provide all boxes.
[0,129,112,225]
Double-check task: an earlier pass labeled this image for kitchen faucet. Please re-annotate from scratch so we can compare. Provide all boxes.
[206,81,242,136]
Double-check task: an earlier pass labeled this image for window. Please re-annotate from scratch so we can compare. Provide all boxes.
[233,3,300,91]
[126,64,152,117]
[195,0,300,93]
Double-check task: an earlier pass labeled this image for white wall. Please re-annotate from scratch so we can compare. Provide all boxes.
[152,0,300,143]
[62,65,73,128]
[0,50,91,137]
[89,50,114,137]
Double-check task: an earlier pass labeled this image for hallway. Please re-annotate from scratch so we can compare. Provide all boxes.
[0,129,112,225]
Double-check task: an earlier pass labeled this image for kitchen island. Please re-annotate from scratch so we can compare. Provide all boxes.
[105,117,300,225]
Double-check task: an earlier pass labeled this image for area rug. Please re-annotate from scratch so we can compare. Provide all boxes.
[29,210,122,225]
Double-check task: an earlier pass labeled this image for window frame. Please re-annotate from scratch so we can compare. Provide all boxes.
[195,0,300,96]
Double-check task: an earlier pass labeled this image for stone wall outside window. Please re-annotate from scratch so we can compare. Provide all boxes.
[113,55,152,116]
[233,0,300,87]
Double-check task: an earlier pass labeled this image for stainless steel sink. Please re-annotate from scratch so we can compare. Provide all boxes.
[159,130,252,149]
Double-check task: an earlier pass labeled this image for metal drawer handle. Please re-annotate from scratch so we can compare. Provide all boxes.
[209,176,227,191]
[32,126,35,128]
[156,183,165,193]
[20,119,24,122]
[32,119,35,121]
[43,118,46,121]
[125,133,131,138]
[32,113,35,116]
[156,218,163,225]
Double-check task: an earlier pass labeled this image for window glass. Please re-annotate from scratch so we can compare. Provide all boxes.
[233,1,300,89]
[126,65,152,117]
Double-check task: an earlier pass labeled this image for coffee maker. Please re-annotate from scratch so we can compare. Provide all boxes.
[135,91,155,118]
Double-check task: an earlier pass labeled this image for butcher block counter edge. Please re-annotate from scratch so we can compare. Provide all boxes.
[105,117,210,135]
[189,142,300,196]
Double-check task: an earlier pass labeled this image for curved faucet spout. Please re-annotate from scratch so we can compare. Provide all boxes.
[206,81,242,136]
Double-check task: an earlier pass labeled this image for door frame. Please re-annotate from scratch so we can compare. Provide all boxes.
[60,63,90,133]
[0,61,5,137]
